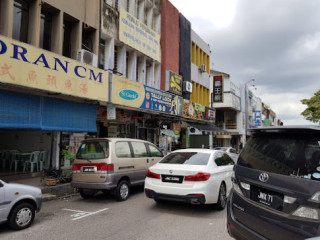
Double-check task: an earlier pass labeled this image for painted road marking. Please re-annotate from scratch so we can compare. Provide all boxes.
[62,208,108,221]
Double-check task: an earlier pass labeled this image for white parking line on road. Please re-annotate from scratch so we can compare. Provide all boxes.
[62,208,109,221]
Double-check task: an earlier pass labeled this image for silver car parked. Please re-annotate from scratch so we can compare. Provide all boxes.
[0,179,42,230]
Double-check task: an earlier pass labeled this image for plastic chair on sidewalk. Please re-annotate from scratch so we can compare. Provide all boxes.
[9,150,21,172]
[23,151,40,173]
[39,151,48,171]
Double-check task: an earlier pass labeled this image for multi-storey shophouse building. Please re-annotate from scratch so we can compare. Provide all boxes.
[0,0,101,179]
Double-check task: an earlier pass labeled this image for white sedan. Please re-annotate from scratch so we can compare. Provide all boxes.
[144,148,234,210]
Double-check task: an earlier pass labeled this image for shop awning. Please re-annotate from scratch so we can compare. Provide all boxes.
[0,89,97,132]
[160,129,179,138]
[42,97,97,132]
[189,123,227,134]
[0,89,42,129]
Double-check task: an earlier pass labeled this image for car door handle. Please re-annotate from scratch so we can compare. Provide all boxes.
[147,159,149,163]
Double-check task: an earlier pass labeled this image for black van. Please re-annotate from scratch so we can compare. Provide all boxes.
[227,126,320,240]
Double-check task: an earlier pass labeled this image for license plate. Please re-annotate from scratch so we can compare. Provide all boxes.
[82,167,95,173]
[161,175,183,183]
[250,186,283,211]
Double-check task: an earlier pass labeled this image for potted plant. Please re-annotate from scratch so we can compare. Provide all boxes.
[60,169,72,183]
[61,148,74,168]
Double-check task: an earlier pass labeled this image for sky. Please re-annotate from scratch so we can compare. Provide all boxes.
[169,0,320,125]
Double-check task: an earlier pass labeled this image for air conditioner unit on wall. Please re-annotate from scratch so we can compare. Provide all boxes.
[200,64,206,73]
[77,49,98,67]
[183,81,193,93]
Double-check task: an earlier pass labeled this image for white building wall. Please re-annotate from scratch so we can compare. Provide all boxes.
[101,0,160,87]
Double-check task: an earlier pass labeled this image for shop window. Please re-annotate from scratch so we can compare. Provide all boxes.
[13,0,29,43]
[131,142,148,158]
[115,142,131,158]
[99,39,105,69]
[63,20,72,58]
[82,26,94,52]
[40,10,52,51]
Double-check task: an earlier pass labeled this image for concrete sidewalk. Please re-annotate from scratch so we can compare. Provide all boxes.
[10,177,78,201]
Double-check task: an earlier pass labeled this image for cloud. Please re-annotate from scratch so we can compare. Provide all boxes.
[169,0,320,124]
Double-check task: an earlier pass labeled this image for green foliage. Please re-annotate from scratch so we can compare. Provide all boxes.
[61,149,74,160]
[301,90,320,124]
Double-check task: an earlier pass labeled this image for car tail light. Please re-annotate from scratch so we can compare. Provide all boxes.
[72,164,80,174]
[98,163,114,174]
[292,207,319,220]
[291,192,320,220]
[184,172,211,182]
[146,170,160,179]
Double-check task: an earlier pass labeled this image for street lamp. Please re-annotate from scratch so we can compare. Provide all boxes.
[244,79,255,144]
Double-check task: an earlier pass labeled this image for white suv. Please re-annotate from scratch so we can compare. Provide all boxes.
[0,179,42,230]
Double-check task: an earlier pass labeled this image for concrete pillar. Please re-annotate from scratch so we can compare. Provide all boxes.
[0,0,14,37]
[51,11,63,54]
[104,38,115,72]
[28,0,41,47]
[128,51,137,81]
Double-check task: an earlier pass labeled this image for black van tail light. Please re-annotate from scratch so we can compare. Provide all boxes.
[184,172,211,181]
[292,207,319,220]
[146,170,160,179]
[291,192,320,220]
[311,192,320,203]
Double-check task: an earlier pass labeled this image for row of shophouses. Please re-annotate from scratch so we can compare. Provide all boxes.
[0,0,281,178]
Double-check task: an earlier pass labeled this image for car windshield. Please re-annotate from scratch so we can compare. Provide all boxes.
[160,152,210,165]
[76,141,109,160]
[238,132,320,181]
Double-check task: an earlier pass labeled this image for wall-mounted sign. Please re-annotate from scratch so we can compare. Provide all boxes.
[182,99,214,121]
[212,75,224,103]
[107,105,116,120]
[112,75,183,116]
[254,110,262,127]
[119,8,161,62]
[0,35,108,101]
[165,71,182,95]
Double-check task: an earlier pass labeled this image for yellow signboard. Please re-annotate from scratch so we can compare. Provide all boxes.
[112,75,145,108]
[0,35,108,101]
[119,8,161,62]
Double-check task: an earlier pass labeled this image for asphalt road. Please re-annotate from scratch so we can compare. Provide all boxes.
[0,187,233,240]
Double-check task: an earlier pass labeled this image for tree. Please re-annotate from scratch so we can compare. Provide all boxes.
[301,90,320,124]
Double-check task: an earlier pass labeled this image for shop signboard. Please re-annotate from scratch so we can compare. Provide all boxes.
[119,9,161,62]
[112,75,183,116]
[165,71,182,95]
[183,99,214,121]
[0,35,108,101]
[212,75,224,103]
[254,110,262,127]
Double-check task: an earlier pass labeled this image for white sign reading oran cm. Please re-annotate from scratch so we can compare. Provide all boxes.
[0,35,108,102]
[119,8,161,62]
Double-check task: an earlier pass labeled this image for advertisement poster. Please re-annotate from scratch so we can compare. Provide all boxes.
[112,75,183,116]
[165,70,182,95]
[213,75,224,103]
[182,99,215,121]
[119,9,161,62]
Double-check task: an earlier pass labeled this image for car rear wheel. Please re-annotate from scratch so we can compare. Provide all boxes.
[9,202,35,230]
[79,189,96,199]
[115,180,130,201]
[215,183,227,210]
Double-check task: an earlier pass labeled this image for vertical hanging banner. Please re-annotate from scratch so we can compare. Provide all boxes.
[212,75,224,103]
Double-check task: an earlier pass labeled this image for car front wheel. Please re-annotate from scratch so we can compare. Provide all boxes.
[9,202,35,230]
